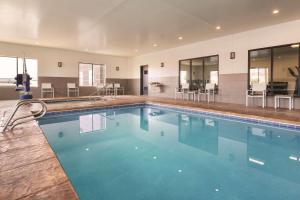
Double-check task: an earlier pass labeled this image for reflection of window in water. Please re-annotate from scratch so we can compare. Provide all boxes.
[248,127,266,137]
[80,113,106,134]
[205,119,215,127]
[181,115,189,122]
[178,117,219,155]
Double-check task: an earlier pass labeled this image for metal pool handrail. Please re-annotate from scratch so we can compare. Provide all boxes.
[0,99,47,133]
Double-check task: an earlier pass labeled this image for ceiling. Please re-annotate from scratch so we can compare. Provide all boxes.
[0,0,300,57]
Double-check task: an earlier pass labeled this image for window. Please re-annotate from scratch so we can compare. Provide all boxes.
[0,57,16,85]
[248,43,300,96]
[79,63,106,86]
[180,60,191,85]
[179,55,219,91]
[250,68,269,85]
[210,71,218,85]
[249,49,271,85]
[0,56,38,87]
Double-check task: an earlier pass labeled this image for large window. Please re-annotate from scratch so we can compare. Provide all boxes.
[249,43,300,96]
[0,56,38,87]
[179,55,219,91]
[79,63,106,86]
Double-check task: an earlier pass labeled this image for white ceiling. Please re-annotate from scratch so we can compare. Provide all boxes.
[0,0,300,57]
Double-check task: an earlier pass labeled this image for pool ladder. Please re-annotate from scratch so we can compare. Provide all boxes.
[88,86,117,102]
[0,99,47,133]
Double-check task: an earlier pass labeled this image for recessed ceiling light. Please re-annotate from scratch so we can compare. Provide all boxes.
[153,44,158,47]
[178,36,183,40]
[216,26,221,30]
[291,44,299,48]
[134,49,139,52]
[85,48,89,52]
[35,41,39,45]
[272,9,279,14]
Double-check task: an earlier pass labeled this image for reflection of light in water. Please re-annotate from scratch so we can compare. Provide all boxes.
[135,146,138,150]
[85,148,89,151]
[153,156,157,160]
[249,157,265,165]
[215,188,219,192]
[178,169,182,173]
[289,155,300,161]
[289,155,297,161]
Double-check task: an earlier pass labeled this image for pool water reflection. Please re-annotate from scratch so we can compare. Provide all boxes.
[39,106,300,200]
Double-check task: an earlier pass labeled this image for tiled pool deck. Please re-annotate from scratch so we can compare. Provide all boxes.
[0,101,79,200]
[1,96,300,199]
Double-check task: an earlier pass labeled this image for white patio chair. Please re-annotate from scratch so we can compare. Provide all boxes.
[41,83,54,98]
[105,83,114,95]
[246,83,267,108]
[67,83,79,97]
[114,83,124,95]
[175,87,184,99]
[197,83,215,103]
[181,83,195,100]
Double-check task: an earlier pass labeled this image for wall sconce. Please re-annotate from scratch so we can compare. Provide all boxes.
[58,62,63,68]
[160,62,164,67]
[230,52,235,60]
[116,66,120,71]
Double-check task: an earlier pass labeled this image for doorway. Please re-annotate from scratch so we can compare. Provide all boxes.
[140,65,148,95]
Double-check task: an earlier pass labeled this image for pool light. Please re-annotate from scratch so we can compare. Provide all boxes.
[249,157,265,165]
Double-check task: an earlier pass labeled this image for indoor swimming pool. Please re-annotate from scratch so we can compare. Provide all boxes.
[39,104,300,200]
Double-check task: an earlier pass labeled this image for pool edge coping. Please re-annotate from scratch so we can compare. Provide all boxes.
[41,101,300,131]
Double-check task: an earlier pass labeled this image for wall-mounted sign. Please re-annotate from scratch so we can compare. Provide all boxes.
[116,66,120,71]
[58,62,63,68]
[230,52,235,59]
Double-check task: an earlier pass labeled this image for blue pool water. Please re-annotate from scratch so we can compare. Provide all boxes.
[39,105,300,200]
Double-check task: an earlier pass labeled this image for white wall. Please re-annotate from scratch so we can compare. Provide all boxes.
[0,42,131,78]
[129,19,300,78]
